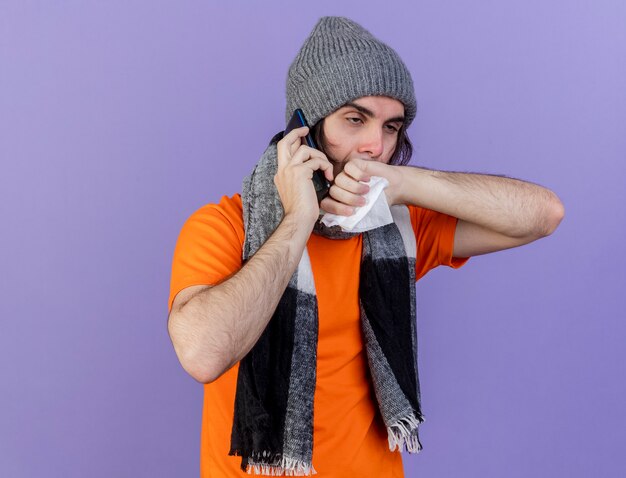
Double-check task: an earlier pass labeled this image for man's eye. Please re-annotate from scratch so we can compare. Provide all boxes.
[386,125,400,133]
[347,117,362,124]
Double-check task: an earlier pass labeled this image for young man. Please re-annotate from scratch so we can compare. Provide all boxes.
[167,17,564,477]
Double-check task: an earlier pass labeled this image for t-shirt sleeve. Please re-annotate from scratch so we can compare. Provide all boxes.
[408,205,470,281]
[168,195,245,313]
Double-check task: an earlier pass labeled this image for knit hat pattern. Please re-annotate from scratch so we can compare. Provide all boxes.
[285,16,417,128]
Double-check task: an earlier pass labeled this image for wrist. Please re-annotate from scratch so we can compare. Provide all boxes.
[387,165,409,206]
[281,212,315,243]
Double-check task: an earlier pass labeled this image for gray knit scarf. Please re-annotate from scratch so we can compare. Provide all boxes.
[229,138,425,475]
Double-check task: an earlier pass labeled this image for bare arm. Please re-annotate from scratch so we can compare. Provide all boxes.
[394,167,564,238]
[168,126,334,383]
[321,159,564,258]
[168,214,310,383]
[394,166,564,257]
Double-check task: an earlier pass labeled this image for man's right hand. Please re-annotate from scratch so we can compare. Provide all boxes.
[168,127,334,384]
[274,126,334,226]
[169,130,333,382]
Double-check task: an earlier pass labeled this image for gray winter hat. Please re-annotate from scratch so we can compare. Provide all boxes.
[285,16,417,128]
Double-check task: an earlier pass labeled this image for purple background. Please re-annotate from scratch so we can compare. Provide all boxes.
[1,1,625,477]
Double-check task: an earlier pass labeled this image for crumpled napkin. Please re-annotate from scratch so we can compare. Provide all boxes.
[320,176,393,232]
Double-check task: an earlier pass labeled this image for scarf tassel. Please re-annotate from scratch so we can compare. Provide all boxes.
[387,413,424,453]
[246,455,317,476]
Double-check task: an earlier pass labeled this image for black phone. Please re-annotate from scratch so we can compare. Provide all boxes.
[284,109,331,204]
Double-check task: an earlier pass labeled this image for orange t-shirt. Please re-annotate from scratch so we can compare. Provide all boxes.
[168,194,469,477]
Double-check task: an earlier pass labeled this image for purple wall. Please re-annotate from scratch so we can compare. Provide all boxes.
[2,1,625,477]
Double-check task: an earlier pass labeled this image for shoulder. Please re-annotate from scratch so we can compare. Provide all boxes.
[186,193,243,224]
[405,203,469,278]
[169,194,245,313]
[173,193,245,265]
[182,193,244,244]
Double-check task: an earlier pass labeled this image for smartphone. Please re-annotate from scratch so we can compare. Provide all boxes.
[284,109,331,204]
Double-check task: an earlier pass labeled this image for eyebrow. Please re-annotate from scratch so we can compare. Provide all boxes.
[343,102,405,124]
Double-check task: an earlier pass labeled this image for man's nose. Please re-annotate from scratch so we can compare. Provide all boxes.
[358,128,384,159]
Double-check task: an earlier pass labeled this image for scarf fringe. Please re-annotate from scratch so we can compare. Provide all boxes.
[387,413,424,453]
[246,454,317,476]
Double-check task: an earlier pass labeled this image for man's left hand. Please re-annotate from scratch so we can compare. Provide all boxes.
[320,158,405,216]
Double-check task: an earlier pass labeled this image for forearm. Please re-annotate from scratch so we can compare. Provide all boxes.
[170,214,311,383]
[396,166,564,238]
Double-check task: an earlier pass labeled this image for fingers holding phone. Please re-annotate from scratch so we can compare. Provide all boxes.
[283,109,332,202]
[277,125,309,164]
[275,125,334,225]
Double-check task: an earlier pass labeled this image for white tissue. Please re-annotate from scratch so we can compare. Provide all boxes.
[320,176,393,232]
